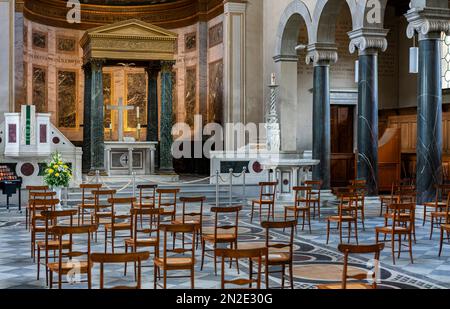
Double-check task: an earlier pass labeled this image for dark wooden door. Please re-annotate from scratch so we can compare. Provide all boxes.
[330,105,355,187]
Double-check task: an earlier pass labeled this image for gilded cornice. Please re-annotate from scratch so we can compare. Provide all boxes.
[23,0,224,30]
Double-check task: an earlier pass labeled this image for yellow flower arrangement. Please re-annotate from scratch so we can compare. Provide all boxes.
[44,152,72,188]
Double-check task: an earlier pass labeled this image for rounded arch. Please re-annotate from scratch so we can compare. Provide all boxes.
[314,0,356,43]
[274,0,313,58]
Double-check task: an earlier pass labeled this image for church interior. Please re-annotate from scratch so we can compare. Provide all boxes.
[1,0,450,291]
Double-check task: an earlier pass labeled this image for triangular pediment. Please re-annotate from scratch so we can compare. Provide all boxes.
[86,19,177,39]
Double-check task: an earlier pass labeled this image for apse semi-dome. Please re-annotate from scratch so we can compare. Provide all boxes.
[23,0,223,30]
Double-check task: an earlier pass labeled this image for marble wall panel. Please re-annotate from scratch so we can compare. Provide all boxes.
[32,66,47,113]
[57,70,77,128]
[126,72,147,128]
[208,60,223,124]
[185,66,197,128]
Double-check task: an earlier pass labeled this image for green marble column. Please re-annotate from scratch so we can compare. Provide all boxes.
[159,61,175,173]
[89,59,105,174]
[82,63,92,174]
[146,62,160,142]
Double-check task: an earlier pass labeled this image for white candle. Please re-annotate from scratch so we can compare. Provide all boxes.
[271,73,276,85]
[137,123,141,130]
[136,107,140,119]
[109,123,112,130]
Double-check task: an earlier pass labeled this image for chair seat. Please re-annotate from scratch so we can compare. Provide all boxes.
[431,211,449,218]
[442,224,450,231]
[139,203,155,208]
[125,238,158,246]
[105,222,132,230]
[284,206,309,211]
[266,252,290,263]
[154,257,195,268]
[424,202,446,208]
[317,283,373,289]
[37,239,71,249]
[47,261,91,274]
[375,226,409,233]
[327,215,356,222]
[203,233,236,242]
[78,203,95,209]
[252,200,274,205]
[172,219,201,226]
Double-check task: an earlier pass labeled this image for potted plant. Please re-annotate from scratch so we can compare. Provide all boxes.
[43,152,72,208]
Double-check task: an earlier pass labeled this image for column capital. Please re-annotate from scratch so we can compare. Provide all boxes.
[160,60,176,73]
[306,43,338,66]
[223,0,246,13]
[348,28,389,56]
[145,61,161,77]
[89,58,106,70]
[405,7,450,40]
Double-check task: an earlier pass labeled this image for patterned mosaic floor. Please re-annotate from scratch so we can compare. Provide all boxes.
[0,194,449,289]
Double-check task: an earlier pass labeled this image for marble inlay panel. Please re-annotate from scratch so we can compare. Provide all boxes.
[208,60,223,124]
[185,66,196,128]
[32,66,47,112]
[185,32,197,52]
[57,70,77,128]
[208,22,223,48]
[31,31,46,50]
[56,36,76,53]
[126,72,147,128]
[103,72,112,128]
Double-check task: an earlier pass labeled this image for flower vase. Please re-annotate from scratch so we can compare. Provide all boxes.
[53,186,63,210]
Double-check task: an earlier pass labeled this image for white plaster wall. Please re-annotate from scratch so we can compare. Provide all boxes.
[0,0,12,122]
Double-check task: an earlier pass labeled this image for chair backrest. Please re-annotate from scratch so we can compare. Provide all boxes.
[210,206,242,241]
[138,184,157,208]
[304,181,321,199]
[337,243,385,289]
[293,186,312,207]
[30,198,60,226]
[130,208,162,243]
[444,192,450,225]
[215,247,268,289]
[90,252,150,289]
[107,198,135,226]
[261,220,296,262]
[156,188,180,214]
[158,223,196,266]
[338,193,358,219]
[80,184,102,205]
[27,186,49,203]
[388,203,415,231]
[258,182,277,202]
[179,196,205,224]
[92,190,116,220]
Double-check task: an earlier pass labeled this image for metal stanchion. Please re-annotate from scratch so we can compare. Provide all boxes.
[229,168,233,206]
[215,170,220,207]
[132,172,136,197]
[242,167,247,204]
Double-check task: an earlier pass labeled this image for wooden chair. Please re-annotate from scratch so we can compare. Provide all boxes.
[261,220,296,289]
[154,223,197,289]
[349,186,366,230]
[318,243,385,289]
[48,224,98,289]
[172,196,205,248]
[90,252,150,289]
[137,184,157,209]
[430,192,450,239]
[124,207,162,276]
[30,194,57,259]
[284,186,312,233]
[37,209,77,285]
[424,184,450,226]
[439,198,450,256]
[104,197,134,253]
[201,206,242,276]
[304,180,322,219]
[77,184,102,225]
[376,203,415,264]
[92,189,116,241]
[25,185,49,230]
[251,182,277,222]
[326,193,359,245]
[216,247,267,289]
[156,188,180,222]
[379,182,402,216]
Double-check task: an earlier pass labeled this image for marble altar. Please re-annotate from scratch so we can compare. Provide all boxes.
[104,141,157,176]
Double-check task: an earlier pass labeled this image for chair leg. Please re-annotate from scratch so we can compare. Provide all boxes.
[308,209,312,233]
[104,229,108,253]
[430,216,435,240]
[124,244,128,276]
[37,247,40,280]
[281,265,285,289]
[251,202,255,222]
[408,233,414,264]
[354,221,359,245]
[423,206,427,226]
[265,263,269,289]
[153,265,157,289]
[163,270,167,289]
[200,239,206,271]
[235,241,240,274]
[191,267,195,289]
[339,222,343,244]
[214,243,217,276]
[398,234,402,259]
[326,221,330,244]
[391,235,396,265]
[439,228,444,257]
[289,263,294,289]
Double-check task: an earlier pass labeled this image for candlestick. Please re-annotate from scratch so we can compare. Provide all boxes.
[109,123,113,140]
[136,107,140,120]
[137,123,141,140]
[271,73,276,86]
